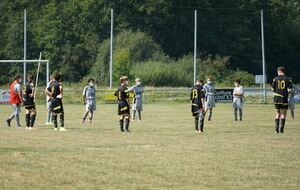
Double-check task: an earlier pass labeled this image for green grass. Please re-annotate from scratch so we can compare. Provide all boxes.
[0,103,299,190]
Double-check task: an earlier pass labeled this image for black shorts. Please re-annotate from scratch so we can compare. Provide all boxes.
[51,98,64,114]
[118,101,130,115]
[191,104,203,117]
[24,105,36,110]
[275,104,288,110]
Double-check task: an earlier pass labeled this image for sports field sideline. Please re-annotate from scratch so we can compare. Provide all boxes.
[0,103,299,190]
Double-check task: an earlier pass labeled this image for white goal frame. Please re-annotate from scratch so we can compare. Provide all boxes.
[0,59,50,86]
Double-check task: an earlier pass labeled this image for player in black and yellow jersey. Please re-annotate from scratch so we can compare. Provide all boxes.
[23,74,36,129]
[272,66,293,133]
[114,76,131,132]
[45,73,67,131]
[190,80,206,133]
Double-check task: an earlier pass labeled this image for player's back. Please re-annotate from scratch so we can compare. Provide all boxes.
[272,75,292,104]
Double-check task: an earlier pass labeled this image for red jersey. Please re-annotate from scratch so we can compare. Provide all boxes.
[10,81,21,104]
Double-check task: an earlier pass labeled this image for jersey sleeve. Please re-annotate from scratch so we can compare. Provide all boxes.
[82,86,88,96]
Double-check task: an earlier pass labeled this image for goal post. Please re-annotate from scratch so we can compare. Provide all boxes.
[0,59,50,86]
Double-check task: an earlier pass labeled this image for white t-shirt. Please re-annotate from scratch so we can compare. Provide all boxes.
[233,86,244,98]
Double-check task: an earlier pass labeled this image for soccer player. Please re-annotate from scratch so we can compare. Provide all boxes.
[6,75,23,127]
[190,80,206,133]
[233,79,244,121]
[23,74,37,129]
[46,75,54,125]
[272,66,293,133]
[128,78,144,122]
[288,84,299,120]
[114,76,131,132]
[45,73,67,131]
[203,77,216,121]
[82,78,96,124]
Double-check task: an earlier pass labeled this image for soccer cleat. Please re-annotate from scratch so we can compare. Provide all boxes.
[54,128,58,131]
[26,127,30,130]
[235,119,238,121]
[6,119,11,127]
[59,127,67,132]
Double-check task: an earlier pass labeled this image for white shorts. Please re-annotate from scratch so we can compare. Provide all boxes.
[86,99,96,111]
[233,98,243,109]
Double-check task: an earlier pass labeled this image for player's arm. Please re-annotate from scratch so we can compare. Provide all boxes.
[58,85,63,99]
[45,86,52,97]
[31,85,35,97]
[287,78,293,94]
[82,87,87,104]
[271,78,276,92]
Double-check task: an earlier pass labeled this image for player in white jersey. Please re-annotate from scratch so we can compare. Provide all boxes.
[233,79,244,121]
[288,84,299,120]
[82,78,96,124]
[203,77,216,121]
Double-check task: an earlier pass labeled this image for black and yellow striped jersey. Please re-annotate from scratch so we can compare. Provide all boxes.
[114,85,129,101]
[272,75,292,104]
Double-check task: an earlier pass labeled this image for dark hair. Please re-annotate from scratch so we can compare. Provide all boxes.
[14,74,21,80]
[88,78,95,83]
[27,74,34,81]
[235,79,241,84]
[196,79,204,85]
[53,73,61,81]
[277,66,285,73]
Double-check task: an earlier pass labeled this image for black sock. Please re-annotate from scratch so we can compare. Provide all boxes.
[239,109,243,120]
[280,119,285,133]
[119,119,124,131]
[275,119,279,133]
[25,113,30,127]
[199,119,204,132]
[53,115,58,128]
[194,117,199,131]
[60,113,64,128]
[125,119,130,131]
[30,114,36,127]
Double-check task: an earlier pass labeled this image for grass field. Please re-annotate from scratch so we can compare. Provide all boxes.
[0,103,299,190]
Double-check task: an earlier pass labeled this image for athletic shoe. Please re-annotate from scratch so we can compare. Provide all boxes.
[59,127,67,132]
[195,130,200,133]
[235,119,238,121]
[6,119,11,127]
[274,131,279,134]
[26,127,30,130]
[54,128,58,131]
[240,119,243,121]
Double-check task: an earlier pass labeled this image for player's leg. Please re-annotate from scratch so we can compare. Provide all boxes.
[198,111,205,132]
[82,111,89,124]
[137,109,141,121]
[119,115,125,132]
[132,110,136,121]
[279,108,287,133]
[234,108,238,121]
[29,108,37,128]
[15,104,21,127]
[239,109,243,121]
[291,109,295,120]
[124,114,130,132]
[194,116,199,132]
[25,109,31,128]
[52,113,58,130]
[89,110,93,123]
[46,101,53,125]
[208,108,213,121]
[274,107,281,133]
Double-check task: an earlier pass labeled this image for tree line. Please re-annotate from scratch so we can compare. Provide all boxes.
[0,0,299,86]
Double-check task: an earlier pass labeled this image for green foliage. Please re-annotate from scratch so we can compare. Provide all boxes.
[0,0,299,85]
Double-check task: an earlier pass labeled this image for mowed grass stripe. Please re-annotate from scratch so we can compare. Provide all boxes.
[0,103,299,190]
